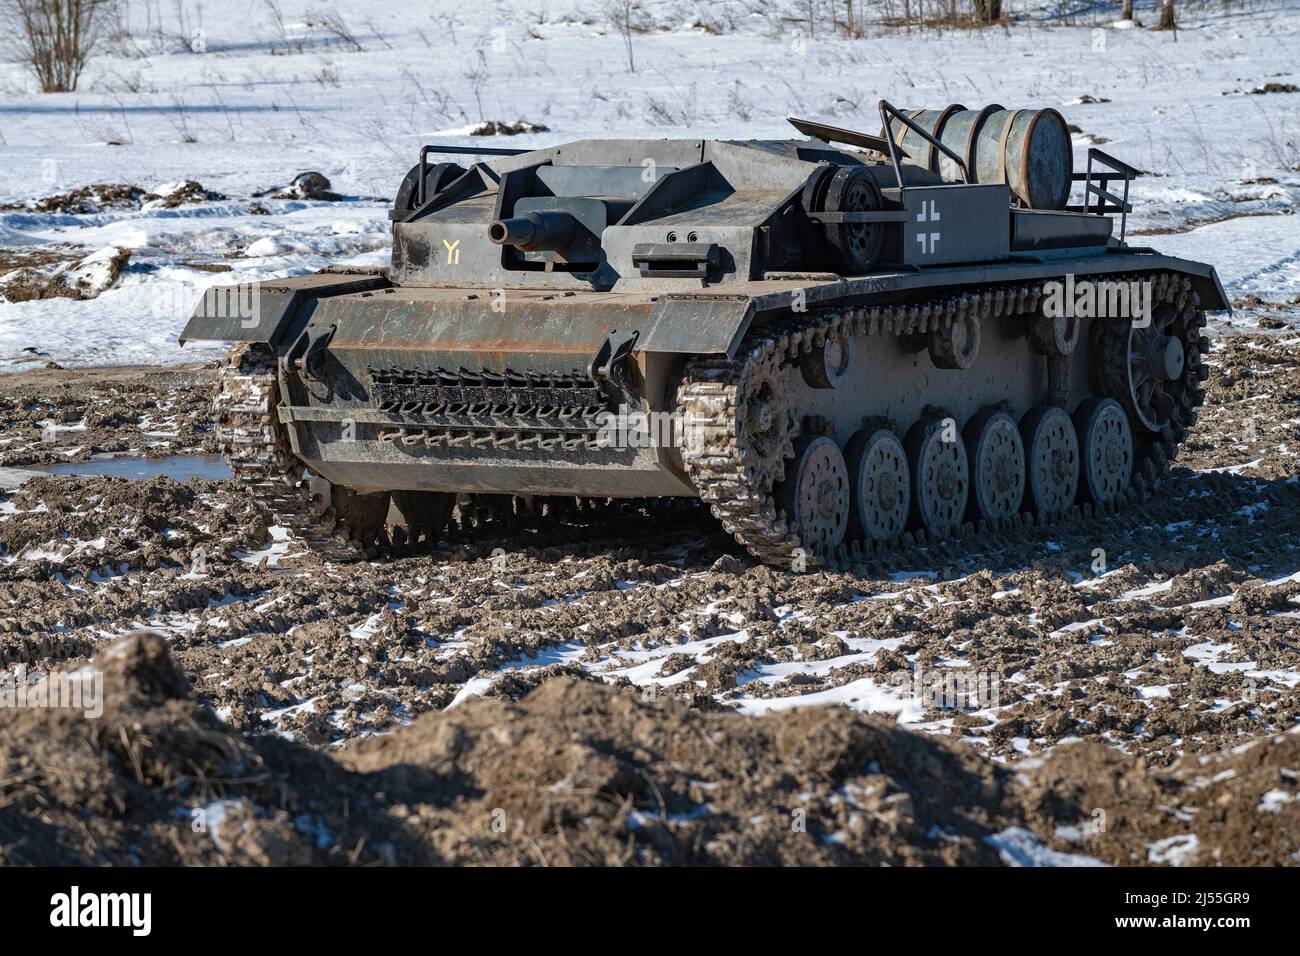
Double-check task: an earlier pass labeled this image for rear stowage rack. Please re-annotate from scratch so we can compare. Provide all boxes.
[1066,147,1139,244]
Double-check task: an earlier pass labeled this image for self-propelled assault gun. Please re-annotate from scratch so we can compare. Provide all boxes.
[181,102,1225,566]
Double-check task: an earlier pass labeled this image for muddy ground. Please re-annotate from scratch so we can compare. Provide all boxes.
[2,324,1300,866]
[0,362,217,466]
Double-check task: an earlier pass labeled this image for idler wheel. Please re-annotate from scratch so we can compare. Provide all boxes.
[774,435,850,556]
[1020,406,1079,516]
[1073,398,1133,506]
[844,428,910,542]
[904,418,969,538]
[929,312,981,370]
[1096,303,1190,434]
[962,411,1025,523]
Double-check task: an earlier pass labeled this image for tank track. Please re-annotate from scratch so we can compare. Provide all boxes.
[216,343,371,561]
[676,271,1209,569]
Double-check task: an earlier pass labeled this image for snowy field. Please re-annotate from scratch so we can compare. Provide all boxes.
[0,0,1297,370]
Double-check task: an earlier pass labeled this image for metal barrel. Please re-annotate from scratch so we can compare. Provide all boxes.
[487,210,578,252]
[889,104,1073,210]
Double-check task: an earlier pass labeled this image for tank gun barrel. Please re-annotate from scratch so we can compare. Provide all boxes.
[488,211,579,252]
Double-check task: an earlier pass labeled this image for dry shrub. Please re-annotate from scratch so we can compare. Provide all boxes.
[4,0,115,92]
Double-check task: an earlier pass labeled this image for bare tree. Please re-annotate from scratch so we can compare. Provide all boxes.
[605,0,638,73]
[4,0,115,92]
[1157,0,1177,29]
[1121,0,1134,19]
[973,0,1002,22]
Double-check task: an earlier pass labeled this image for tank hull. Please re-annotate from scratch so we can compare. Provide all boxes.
[200,249,1225,501]
[181,126,1228,566]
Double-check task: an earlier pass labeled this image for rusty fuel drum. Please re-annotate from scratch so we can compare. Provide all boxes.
[890,104,1075,210]
[180,106,1227,568]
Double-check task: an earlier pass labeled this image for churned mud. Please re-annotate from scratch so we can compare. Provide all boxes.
[3,632,1296,865]
[0,363,215,466]
[2,329,1300,865]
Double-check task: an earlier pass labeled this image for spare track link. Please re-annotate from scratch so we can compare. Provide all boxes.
[676,272,1208,569]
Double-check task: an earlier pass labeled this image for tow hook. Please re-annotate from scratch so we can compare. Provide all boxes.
[589,328,640,393]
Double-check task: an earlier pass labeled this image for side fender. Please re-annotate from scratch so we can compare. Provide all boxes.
[178,271,389,346]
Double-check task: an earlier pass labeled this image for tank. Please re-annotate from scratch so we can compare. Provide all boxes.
[181,101,1227,569]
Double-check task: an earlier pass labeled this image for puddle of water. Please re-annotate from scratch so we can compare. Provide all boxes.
[30,453,232,481]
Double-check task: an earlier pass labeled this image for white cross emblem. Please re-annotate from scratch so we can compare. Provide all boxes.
[915,199,940,255]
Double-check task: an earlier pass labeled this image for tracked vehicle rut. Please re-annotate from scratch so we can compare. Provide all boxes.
[185,104,1226,568]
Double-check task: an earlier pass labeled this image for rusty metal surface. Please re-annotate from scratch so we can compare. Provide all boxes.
[312,248,1226,368]
[178,272,388,346]
[317,287,655,372]
[298,436,695,497]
